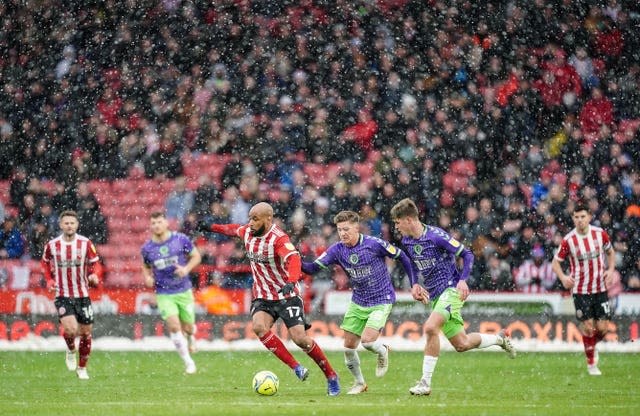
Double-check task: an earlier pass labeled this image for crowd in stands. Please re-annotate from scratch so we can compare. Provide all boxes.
[1,0,639,296]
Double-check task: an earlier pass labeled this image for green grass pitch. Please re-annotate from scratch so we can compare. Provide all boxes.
[1,350,638,416]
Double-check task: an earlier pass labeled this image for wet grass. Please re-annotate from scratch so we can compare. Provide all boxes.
[1,350,638,416]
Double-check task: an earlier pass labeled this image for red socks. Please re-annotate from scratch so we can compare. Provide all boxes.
[79,334,92,368]
[259,332,299,369]
[582,334,596,365]
[305,341,337,378]
[63,333,76,351]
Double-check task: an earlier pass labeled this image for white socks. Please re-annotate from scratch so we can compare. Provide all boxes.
[422,355,438,385]
[344,348,365,384]
[478,333,500,349]
[362,340,386,355]
[170,331,193,364]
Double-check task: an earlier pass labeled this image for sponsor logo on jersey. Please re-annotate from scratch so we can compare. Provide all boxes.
[284,242,296,251]
[386,245,397,255]
[450,239,461,248]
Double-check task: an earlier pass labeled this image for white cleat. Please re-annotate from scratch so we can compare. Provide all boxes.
[76,367,89,380]
[185,360,197,374]
[346,383,368,395]
[587,364,602,376]
[376,345,390,377]
[498,329,517,359]
[65,350,77,371]
[409,379,431,396]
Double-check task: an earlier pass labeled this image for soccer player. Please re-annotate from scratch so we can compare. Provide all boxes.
[390,198,516,396]
[301,210,416,395]
[141,212,201,374]
[206,202,341,396]
[41,210,103,380]
[551,204,616,376]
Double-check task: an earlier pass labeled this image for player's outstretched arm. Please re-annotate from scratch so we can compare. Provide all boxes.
[301,260,321,275]
[200,222,242,237]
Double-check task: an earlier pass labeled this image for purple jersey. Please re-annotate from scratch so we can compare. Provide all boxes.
[141,232,195,294]
[314,234,399,307]
[401,225,472,299]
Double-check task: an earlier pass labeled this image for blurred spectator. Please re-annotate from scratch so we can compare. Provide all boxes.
[201,201,230,242]
[514,246,559,293]
[27,215,49,259]
[579,87,614,138]
[0,217,25,259]
[193,174,219,218]
[164,176,194,223]
[477,251,514,291]
[77,197,109,245]
[622,256,640,292]
[180,211,200,239]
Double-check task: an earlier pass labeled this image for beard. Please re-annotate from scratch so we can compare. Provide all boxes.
[250,225,266,236]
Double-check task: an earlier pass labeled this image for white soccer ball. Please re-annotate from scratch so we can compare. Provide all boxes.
[253,370,279,396]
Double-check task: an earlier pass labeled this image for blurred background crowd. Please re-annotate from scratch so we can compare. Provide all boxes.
[0,0,639,297]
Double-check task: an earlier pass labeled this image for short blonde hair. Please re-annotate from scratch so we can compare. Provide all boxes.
[390,198,419,220]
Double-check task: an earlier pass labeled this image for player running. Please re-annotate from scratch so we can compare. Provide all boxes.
[141,212,201,374]
[390,198,516,396]
[551,204,616,376]
[41,210,103,380]
[206,202,341,396]
[302,210,416,395]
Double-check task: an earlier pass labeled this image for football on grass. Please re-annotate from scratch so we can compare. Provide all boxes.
[253,370,279,396]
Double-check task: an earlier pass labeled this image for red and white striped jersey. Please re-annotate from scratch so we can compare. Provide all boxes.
[235,223,300,301]
[42,234,100,298]
[514,260,558,293]
[554,225,612,294]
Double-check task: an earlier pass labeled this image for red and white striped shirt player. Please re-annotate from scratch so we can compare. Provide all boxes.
[554,225,612,295]
[42,233,100,298]
[212,222,301,300]
[551,204,616,376]
[206,202,340,395]
[514,246,558,293]
[40,210,102,381]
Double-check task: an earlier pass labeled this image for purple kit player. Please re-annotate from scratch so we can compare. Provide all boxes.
[390,198,516,396]
[141,212,201,374]
[302,210,416,395]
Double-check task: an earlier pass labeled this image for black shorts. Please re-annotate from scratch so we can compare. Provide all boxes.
[573,292,611,322]
[54,297,94,325]
[251,297,311,330]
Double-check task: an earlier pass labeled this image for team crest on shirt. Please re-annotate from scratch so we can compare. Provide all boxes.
[349,254,359,264]
[58,306,66,315]
[285,243,296,251]
[159,246,169,256]
[413,245,423,255]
